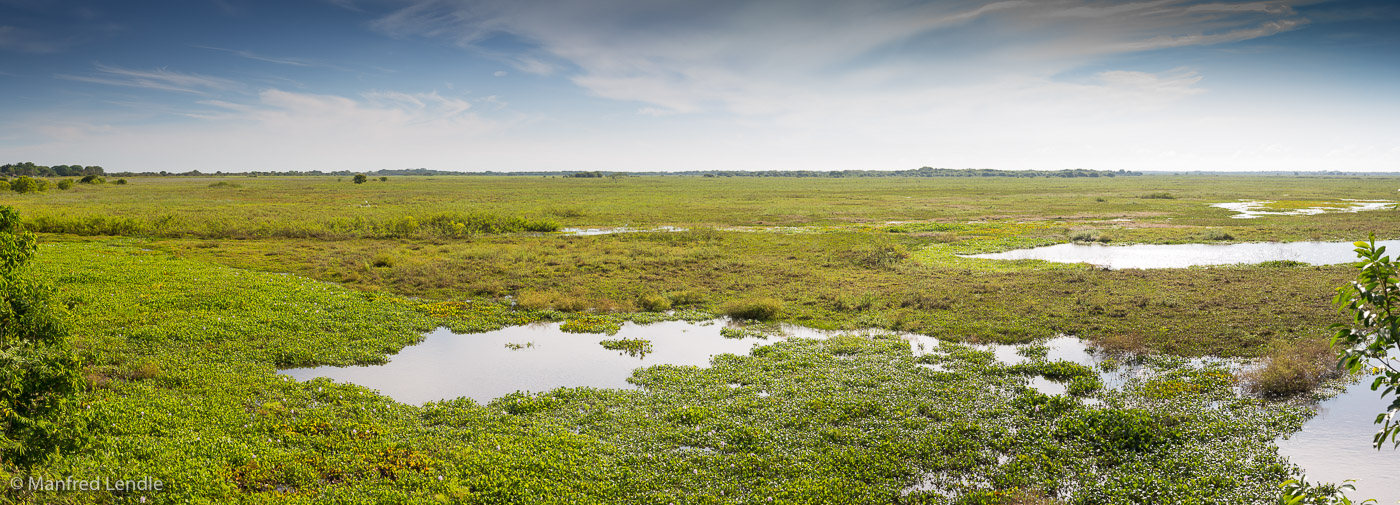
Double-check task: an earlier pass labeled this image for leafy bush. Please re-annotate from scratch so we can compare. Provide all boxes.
[722,297,784,321]
[9,176,48,193]
[1139,192,1176,199]
[56,179,74,190]
[353,174,368,184]
[0,181,7,191]
[114,178,127,185]
[0,206,88,468]
[1331,235,1400,448]
[79,174,104,184]
[208,181,242,189]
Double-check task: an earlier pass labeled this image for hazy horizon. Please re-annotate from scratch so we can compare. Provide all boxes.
[2,0,1398,173]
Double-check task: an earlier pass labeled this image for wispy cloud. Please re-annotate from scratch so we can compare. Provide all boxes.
[370,0,1308,116]
[194,45,348,70]
[54,64,242,95]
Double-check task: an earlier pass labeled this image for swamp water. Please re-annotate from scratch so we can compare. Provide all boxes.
[1212,200,1394,219]
[282,322,1397,501]
[964,239,1400,269]
[282,320,937,404]
[1276,377,1400,503]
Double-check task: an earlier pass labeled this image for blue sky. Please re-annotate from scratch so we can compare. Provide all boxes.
[1,0,1398,173]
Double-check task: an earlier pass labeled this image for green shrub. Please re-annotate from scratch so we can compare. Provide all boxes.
[114,178,127,185]
[721,297,784,321]
[0,181,8,191]
[638,293,671,312]
[1139,192,1176,199]
[353,174,368,184]
[56,179,75,190]
[9,176,48,193]
[0,206,88,468]
[79,174,104,184]
[209,181,242,189]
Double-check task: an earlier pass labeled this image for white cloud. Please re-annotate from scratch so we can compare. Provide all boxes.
[3,88,524,172]
[56,64,243,95]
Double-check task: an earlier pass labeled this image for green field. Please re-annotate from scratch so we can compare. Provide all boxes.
[3,174,1398,503]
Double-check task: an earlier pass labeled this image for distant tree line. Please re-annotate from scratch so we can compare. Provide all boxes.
[8,161,1144,178]
[1,162,105,177]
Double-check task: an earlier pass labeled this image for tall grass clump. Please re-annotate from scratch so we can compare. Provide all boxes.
[722,297,784,321]
[844,240,910,269]
[1200,229,1234,241]
[1241,339,1340,398]
[1068,230,1111,243]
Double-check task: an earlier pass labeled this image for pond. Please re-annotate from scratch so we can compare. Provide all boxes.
[1276,377,1400,504]
[284,322,1395,500]
[281,320,938,404]
[1213,200,1394,219]
[561,225,687,235]
[962,240,1400,269]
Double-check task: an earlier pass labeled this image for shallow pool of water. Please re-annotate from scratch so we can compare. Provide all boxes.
[561,226,687,236]
[1213,200,1394,219]
[281,320,937,404]
[963,240,1400,269]
[1276,377,1400,504]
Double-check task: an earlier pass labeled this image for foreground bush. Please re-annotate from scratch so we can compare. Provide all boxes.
[0,206,87,469]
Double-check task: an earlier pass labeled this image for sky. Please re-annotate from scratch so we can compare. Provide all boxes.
[1,0,1398,173]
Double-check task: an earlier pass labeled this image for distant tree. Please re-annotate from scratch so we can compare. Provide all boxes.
[114,179,127,185]
[379,176,388,182]
[78,175,103,184]
[0,206,88,469]
[353,174,368,184]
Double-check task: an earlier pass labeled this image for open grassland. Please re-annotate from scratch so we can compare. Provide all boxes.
[4,175,1399,237]
[25,242,1312,504]
[10,174,1396,356]
[4,174,1398,503]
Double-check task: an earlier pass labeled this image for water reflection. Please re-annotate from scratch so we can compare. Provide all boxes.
[1212,200,1393,219]
[964,240,1400,269]
[1277,377,1400,504]
[281,320,938,404]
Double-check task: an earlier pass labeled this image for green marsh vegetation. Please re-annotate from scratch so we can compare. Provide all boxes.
[1,174,1399,502]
